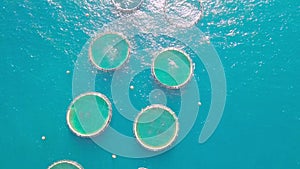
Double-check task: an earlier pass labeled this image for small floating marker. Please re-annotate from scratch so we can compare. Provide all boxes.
[89,33,130,71]
[152,48,193,89]
[112,154,117,159]
[48,160,84,169]
[134,104,179,151]
[66,70,71,74]
[41,136,46,140]
[85,13,89,17]
[138,167,148,169]
[130,85,134,90]
[66,92,112,137]
[198,101,202,106]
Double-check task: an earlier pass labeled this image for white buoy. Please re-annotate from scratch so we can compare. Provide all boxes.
[198,101,202,106]
[112,154,117,159]
[66,70,71,74]
[130,85,134,90]
[41,136,46,140]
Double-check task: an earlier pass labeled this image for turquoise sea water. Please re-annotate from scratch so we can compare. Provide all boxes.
[0,0,299,169]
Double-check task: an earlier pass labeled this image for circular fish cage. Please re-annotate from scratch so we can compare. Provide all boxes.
[89,32,130,71]
[47,160,84,169]
[152,48,193,89]
[112,0,144,12]
[66,92,112,137]
[134,104,179,151]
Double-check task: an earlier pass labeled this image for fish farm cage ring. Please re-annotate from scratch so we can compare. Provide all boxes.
[163,0,204,28]
[152,48,193,89]
[48,160,84,169]
[112,0,144,12]
[89,32,130,71]
[134,104,179,151]
[66,92,112,137]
